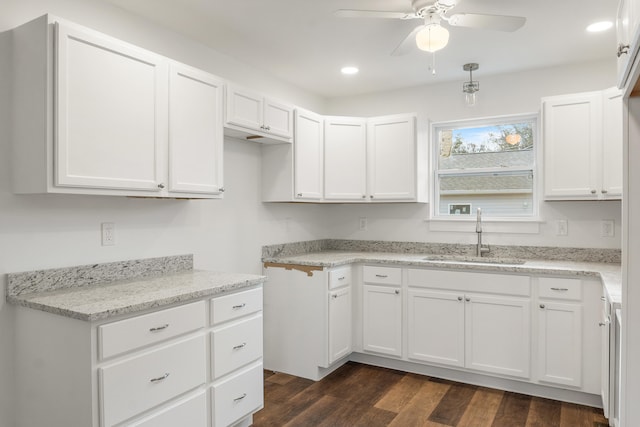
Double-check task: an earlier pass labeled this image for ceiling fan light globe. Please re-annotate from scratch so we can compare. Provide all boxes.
[416,24,449,52]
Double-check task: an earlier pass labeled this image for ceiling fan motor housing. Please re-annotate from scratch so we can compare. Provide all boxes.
[411,0,457,16]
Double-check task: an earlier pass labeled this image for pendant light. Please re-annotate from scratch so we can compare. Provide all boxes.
[462,63,480,107]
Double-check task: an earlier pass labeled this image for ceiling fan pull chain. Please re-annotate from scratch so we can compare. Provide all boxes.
[430,52,437,75]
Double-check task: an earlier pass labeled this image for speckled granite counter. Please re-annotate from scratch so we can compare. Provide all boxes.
[262,242,622,304]
[6,255,266,321]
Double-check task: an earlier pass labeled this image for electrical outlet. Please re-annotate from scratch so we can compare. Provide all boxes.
[359,217,368,231]
[556,220,568,236]
[601,220,615,237]
[101,222,115,246]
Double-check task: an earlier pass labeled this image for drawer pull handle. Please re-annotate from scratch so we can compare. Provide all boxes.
[233,342,247,350]
[149,324,169,332]
[375,274,388,278]
[150,373,170,383]
[233,303,246,309]
[331,294,338,299]
[550,287,569,291]
[338,276,346,280]
[234,393,247,402]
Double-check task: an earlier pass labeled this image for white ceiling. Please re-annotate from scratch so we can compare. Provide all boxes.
[103,0,617,98]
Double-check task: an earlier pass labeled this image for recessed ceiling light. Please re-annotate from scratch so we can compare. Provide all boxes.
[586,21,613,32]
[341,66,359,75]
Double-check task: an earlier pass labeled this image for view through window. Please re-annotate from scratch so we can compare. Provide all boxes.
[433,115,537,218]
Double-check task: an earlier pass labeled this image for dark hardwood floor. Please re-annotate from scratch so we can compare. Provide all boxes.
[253,362,609,427]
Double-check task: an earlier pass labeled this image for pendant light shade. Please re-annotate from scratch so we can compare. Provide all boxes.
[416,23,450,52]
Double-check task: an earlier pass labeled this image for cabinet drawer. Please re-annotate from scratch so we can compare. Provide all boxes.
[538,277,582,301]
[212,362,264,427]
[100,335,206,427]
[130,390,207,427]
[363,266,401,285]
[99,301,206,359]
[212,313,263,379]
[407,269,530,297]
[211,287,263,325]
[329,266,351,289]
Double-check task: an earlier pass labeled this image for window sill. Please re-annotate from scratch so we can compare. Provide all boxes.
[427,217,542,234]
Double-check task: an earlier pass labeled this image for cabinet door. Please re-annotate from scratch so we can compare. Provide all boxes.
[324,118,367,200]
[264,98,293,139]
[55,23,166,191]
[537,302,583,387]
[168,63,224,195]
[368,114,416,200]
[225,85,263,131]
[602,88,623,198]
[465,294,531,379]
[407,289,464,367]
[617,0,633,87]
[294,109,324,200]
[362,285,402,357]
[328,287,352,364]
[543,93,602,199]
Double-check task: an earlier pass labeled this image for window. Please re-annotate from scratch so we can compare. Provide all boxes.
[432,114,537,219]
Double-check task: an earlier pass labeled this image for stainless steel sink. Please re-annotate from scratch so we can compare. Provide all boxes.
[421,255,526,265]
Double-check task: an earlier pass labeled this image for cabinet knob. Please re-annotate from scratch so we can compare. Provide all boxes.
[601,189,608,194]
[157,183,165,189]
[266,126,271,131]
[590,189,596,194]
[618,43,630,57]
[297,193,303,197]
[219,187,225,193]
[332,294,338,299]
[599,320,610,327]
[457,296,463,301]
[394,289,400,295]
[362,195,366,199]
[465,297,470,302]
[260,125,265,130]
[539,304,545,309]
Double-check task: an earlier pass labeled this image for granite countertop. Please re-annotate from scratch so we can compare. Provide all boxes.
[263,250,622,304]
[6,255,266,321]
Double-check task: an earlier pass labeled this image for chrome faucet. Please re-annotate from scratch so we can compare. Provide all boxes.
[476,208,490,257]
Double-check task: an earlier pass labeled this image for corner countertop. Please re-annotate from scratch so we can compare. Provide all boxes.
[262,251,621,304]
[7,270,266,322]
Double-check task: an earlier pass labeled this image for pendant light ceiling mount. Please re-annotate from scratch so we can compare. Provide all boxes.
[462,63,480,106]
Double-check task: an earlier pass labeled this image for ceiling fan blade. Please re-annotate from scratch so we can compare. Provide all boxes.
[391,25,423,56]
[447,13,526,32]
[334,9,419,20]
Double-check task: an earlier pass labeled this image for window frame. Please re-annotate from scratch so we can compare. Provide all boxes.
[430,113,540,223]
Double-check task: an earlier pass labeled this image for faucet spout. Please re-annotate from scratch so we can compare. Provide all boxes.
[476,208,490,257]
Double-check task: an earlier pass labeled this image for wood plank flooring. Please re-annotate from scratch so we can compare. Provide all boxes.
[253,362,609,427]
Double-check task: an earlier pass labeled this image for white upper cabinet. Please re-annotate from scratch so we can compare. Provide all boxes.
[294,109,324,200]
[324,117,368,200]
[168,63,224,195]
[11,15,225,198]
[616,0,640,89]
[368,114,417,201]
[55,23,166,192]
[225,85,293,143]
[543,89,622,200]
[602,88,624,198]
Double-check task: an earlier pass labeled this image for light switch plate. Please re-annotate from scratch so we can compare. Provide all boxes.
[359,217,368,231]
[101,222,115,246]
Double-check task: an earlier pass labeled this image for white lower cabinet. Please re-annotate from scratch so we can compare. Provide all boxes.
[263,264,352,380]
[407,289,465,366]
[211,362,264,427]
[407,270,531,379]
[363,284,403,357]
[100,335,207,426]
[131,391,208,427]
[465,294,531,379]
[329,285,352,364]
[13,286,264,427]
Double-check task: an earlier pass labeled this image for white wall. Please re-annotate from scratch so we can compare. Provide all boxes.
[0,1,623,426]
[324,60,623,249]
[0,1,329,426]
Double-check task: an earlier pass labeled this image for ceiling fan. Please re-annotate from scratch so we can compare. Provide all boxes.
[335,0,526,56]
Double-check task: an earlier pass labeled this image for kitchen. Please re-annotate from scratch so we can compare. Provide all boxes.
[0,0,636,426]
